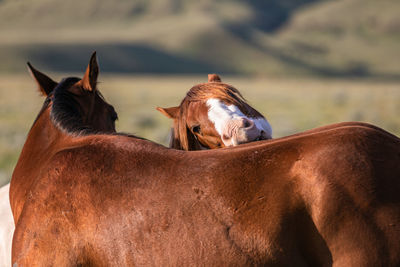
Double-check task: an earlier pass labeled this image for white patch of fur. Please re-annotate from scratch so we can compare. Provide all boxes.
[206,98,272,145]
[207,99,243,137]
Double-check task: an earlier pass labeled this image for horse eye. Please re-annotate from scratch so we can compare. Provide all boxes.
[191,125,201,134]
[110,111,118,121]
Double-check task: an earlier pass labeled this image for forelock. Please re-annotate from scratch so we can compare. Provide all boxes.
[184,83,246,107]
[176,100,190,150]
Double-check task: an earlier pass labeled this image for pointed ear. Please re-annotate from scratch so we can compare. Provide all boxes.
[81,52,99,91]
[208,74,221,82]
[27,62,58,96]
[156,106,180,119]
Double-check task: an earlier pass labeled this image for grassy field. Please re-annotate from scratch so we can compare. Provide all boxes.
[0,73,399,186]
[0,0,399,77]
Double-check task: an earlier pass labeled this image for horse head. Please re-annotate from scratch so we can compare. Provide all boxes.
[157,74,272,150]
[28,52,117,135]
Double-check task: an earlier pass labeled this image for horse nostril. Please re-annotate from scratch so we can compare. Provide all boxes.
[258,131,266,141]
[241,118,254,129]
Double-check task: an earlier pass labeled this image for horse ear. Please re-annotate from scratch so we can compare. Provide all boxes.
[27,62,58,96]
[208,74,221,82]
[81,52,99,91]
[156,106,180,119]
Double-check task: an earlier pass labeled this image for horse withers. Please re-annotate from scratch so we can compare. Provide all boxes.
[11,53,400,265]
[157,74,272,150]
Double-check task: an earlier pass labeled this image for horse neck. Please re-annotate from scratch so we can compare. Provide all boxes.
[10,108,73,223]
[27,108,68,150]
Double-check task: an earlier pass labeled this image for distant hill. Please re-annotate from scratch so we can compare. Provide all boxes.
[0,0,399,78]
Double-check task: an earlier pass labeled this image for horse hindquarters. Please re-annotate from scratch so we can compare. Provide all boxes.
[293,127,400,266]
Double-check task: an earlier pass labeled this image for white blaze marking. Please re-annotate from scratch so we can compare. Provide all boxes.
[207,98,243,137]
[206,98,272,145]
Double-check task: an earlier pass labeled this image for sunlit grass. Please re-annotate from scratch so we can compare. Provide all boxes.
[0,73,399,186]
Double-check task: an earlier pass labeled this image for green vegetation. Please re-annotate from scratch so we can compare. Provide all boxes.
[0,0,399,77]
[0,73,399,186]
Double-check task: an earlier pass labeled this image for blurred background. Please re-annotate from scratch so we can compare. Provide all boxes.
[0,0,399,186]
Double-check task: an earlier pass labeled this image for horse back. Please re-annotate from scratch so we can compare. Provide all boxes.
[12,127,400,266]
[12,139,255,266]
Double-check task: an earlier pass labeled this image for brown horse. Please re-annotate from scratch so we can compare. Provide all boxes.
[157,74,272,150]
[10,52,118,225]
[12,60,400,265]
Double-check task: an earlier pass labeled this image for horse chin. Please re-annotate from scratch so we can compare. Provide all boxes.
[232,132,270,146]
[199,144,209,150]
[197,141,211,150]
[256,135,268,141]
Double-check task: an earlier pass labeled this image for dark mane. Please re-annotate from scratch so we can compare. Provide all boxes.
[49,77,94,135]
[47,77,143,139]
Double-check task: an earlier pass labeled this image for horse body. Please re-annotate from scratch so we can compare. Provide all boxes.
[10,53,118,266]
[13,123,400,266]
[11,55,400,265]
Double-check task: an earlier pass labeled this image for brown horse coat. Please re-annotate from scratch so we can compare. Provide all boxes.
[11,57,400,266]
[10,54,117,225]
[12,122,400,266]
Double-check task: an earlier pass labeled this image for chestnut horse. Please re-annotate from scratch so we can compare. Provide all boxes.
[157,74,272,150]
[5,55,118,266]
[10,53,118,226]
[12,58,400,265]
